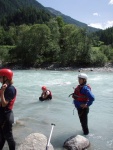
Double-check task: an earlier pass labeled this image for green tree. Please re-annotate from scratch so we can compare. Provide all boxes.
[13,24,51,66]
[90,48,108,66]
[47,18,60,62]
[16,24,31,45]
[0,26,5,45]
[100,45,113,61]
[76,30,92,66]
[59,24,80,66]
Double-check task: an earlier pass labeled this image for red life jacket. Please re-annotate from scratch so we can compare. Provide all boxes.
[73,84,91,102]
[43,90,52,97]
[46,90,52,97]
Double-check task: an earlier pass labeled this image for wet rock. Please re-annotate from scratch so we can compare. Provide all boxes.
[17,133,54,150]
[63,135,90,150]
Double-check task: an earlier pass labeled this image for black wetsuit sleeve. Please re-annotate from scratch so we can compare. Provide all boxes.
[4,86,16,102]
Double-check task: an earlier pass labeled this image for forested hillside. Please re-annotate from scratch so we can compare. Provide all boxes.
[94,27,113,46]
[1,7,53,26]
[0,0,54,26]
[0,0,98,32]
[0,0,45,19]
[0,0,113,69]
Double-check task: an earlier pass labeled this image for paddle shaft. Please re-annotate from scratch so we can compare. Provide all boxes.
[46,123,55,150]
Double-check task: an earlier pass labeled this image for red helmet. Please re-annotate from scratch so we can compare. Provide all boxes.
[0,69,13,80]
[42,86,47,90]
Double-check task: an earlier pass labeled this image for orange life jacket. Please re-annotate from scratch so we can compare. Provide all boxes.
[73,84,91,102]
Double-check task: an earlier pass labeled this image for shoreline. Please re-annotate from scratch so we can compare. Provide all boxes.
[10,67,113,72]
[43,66,113,72]
[2,63,113,72]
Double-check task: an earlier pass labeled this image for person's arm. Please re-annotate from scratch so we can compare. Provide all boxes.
[86,88,95,106]
[81,86,95,108]
[41,92,44,97]
[0,89,2,106]
[1,84,9,107]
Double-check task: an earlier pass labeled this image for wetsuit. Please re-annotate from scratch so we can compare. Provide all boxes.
[0,85,16,150]
[73,84,95,135]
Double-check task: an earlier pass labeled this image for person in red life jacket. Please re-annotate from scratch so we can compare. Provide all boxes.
[72,73,95,135]
[39,86,52,101]
[0,69,17,150]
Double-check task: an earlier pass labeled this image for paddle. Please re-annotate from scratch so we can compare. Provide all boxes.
[46,123,55,150]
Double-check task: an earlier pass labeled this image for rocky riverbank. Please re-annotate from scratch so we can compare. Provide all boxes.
[37,63,113,72]
[45,66,113,72]
[2,62,113,72]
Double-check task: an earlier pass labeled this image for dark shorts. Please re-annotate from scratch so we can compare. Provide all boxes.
[39,96,52,101]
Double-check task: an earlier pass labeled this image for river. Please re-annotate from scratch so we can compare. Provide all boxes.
[3,69,113,150]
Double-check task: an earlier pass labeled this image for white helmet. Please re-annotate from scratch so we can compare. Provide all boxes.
[78,73,88,80]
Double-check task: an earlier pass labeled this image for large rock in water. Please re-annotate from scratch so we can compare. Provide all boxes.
[17,133,54,150]
[63,135,90,150]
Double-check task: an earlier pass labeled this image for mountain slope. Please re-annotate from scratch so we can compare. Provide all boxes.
[0,0,100,32]
[47,7,101,32]
[0,0,50,19]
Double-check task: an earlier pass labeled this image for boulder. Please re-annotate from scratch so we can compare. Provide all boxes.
[17,133,54,150]
[63,135,90,150]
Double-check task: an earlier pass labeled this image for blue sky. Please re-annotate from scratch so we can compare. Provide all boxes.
[37,0,113,29]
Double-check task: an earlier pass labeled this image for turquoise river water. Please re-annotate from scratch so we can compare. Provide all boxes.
[2,69,113,150]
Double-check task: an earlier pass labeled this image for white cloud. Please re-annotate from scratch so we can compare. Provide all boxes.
[88,23,103,29]
[109,0,113,4]
[88,20,113,29]
[93,13,99,16]
[104,20,113,28]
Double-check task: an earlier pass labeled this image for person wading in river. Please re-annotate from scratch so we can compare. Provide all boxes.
[39,86,52,101]
[72,73,95,135]
[0,69,17,150]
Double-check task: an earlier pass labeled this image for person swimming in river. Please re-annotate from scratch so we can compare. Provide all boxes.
[39,86,52,101]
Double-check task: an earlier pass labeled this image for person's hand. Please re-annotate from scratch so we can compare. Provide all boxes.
[72,93,77,99]
[1,84,7,92]
[80,104,88,109]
